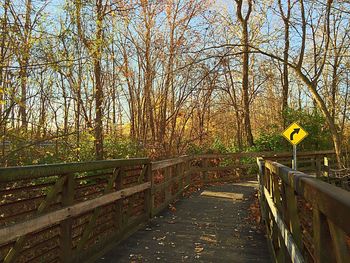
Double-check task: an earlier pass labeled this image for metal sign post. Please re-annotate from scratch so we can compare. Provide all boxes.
[292,144,297,170]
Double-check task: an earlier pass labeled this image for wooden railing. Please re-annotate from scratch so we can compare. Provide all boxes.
[257,158,350,263]
[0,150,336,263]
[0,158,152,263]
[191,150,335,180]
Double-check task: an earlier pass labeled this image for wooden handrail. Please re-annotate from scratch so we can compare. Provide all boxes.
[194,150,335,159]
[0,182,151,244]
[258,158,350,263]
[0,158,149,182]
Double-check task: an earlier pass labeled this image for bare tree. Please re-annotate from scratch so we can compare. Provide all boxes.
[235,0,254,146]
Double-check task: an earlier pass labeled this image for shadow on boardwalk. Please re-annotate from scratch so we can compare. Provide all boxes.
[96,181,271,263]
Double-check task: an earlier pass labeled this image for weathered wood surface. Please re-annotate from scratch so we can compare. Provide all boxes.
[0,150,336,262]
[0,182,151,244]
[96,181,271,263]
[0,158,149,181]
[258,158,350,263]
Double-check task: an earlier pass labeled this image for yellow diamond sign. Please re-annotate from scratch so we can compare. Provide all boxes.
[282,122,308,145]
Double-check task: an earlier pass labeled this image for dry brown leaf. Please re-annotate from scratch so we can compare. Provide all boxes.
[194,247,204,253]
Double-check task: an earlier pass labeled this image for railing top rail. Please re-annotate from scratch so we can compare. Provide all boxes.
[264,159,350,235]
[194,150,334,159]
[152,155,189,171]
[0,150,335,182]
[0,158,149,182]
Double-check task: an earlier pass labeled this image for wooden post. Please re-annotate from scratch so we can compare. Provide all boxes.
[165,166,171,202]
[313,209,336,263]
[114,168,123,232]
[324,157,329,177]
[256,158,267,222]
[144,163,152,218]
[327,219,349,263]
[151,166,156,217]
[315,156,321,177]
[4,176,67,263]
[235,157,240,178]
[185,159,192,186]
[284,185,302,249]
[202,158,208,183]
[60,174,75,263]
[176,163,183,193]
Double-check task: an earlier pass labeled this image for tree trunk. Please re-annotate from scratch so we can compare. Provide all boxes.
[19,0,32,131]
[278,0,291,126]
[94,0,104,159]
[296,70,343,167]
[241,20,254,146]
[236,0,254,147]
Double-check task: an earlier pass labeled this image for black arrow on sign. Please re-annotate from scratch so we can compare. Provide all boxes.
[290,128,300,141]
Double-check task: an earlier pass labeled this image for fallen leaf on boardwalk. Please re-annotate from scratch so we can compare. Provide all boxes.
[169,204,176,212]
[200,234,217,243]
[194,247,204,253]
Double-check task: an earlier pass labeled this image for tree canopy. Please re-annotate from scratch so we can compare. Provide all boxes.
[1,0,349,166]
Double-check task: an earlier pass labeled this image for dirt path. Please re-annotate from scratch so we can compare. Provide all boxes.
[96,181,271,263]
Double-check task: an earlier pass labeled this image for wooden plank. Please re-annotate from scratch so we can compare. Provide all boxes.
[298,177,350,235]
[271,173,287,263]
[195,150,335,159]
[152,174,183,192]
[144,163,152,218]
[4,176,67,263]
[265,160,350,235]
[323,157,329,177]
[313,209,336,263]
[164,167,171,202]
[284,185,302,250]
[0,158,149,182]
[152,156,188,171]
[76,168,120,252]
[327,219,350,263]
[202,159,209,183]
[177,163,184,192]
[191,164,253,172]
[138,164,148,183]
[0,182,151,244]
[114,168,123,232]
[60,174,75,263]
[264,187,304,263]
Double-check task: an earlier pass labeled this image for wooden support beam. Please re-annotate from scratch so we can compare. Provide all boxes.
[284,185,302,250]
[144,163,152,218]
[4,176,67,263]
[264,187,304,263]
[114,168,124,232]
[76,168,120,252]
[327,219,349,263]
[0,182,151,244]
[60,174,75,263]
[313,209,336,263]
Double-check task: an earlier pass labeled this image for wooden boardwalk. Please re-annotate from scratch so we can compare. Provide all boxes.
[96,181,271,263]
